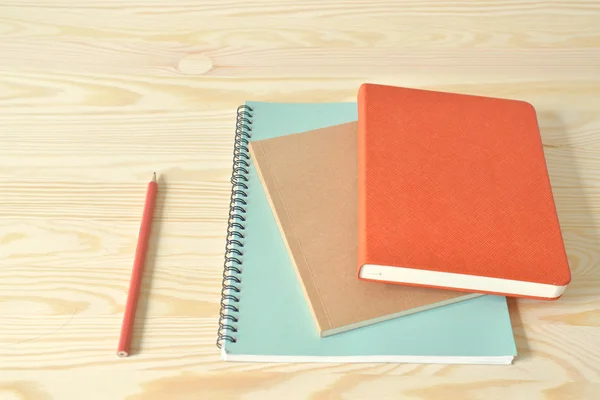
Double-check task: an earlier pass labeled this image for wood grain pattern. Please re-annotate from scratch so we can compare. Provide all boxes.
[1,0,599,398]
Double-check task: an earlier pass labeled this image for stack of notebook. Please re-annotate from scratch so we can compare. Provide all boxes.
[216,84,571,365]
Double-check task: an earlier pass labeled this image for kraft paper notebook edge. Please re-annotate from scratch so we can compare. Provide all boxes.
[249,141,332,334]
[324,294,482,336]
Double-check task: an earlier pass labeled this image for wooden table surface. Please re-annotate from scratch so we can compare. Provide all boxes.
[1,1,599,399]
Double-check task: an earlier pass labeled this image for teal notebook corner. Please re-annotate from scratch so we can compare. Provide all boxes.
[217,101,517,364]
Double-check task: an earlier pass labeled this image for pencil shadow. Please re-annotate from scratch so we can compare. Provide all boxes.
[129,175,167,355]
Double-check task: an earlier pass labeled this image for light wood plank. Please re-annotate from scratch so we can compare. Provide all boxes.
[1,0,600,398]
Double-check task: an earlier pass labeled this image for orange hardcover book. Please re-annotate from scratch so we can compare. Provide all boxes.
[357,83,571,300]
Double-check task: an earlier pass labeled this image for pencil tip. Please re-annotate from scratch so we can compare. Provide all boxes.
[152,172,157,182]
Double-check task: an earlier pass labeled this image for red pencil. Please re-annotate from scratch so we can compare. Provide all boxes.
[117,173,158,357]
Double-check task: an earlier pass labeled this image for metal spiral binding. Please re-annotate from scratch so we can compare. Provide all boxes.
[216,105,253,349]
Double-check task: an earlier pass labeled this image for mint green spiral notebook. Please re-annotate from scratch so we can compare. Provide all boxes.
[217,101,517,364]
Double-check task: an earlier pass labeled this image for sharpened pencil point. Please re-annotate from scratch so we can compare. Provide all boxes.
[152,172,157,182]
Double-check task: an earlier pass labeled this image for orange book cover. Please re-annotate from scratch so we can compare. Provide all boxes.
[357,83,571,300]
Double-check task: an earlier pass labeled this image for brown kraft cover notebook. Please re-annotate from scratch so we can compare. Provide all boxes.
[249,121,482,337]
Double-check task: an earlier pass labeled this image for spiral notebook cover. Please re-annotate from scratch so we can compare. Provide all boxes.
[249,121,481,337]
[217,101,516,364]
